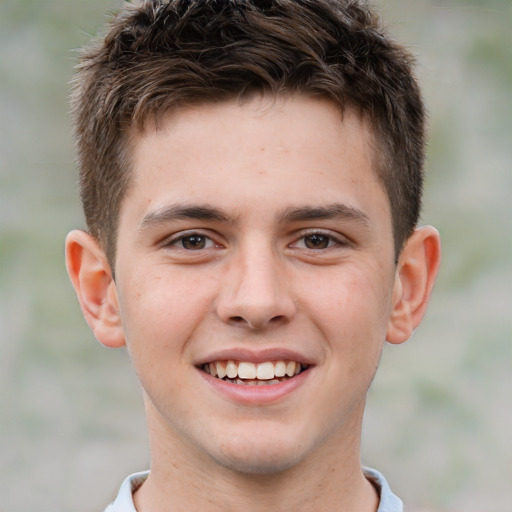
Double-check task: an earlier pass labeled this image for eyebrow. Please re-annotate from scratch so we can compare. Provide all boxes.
[278,203,370,225]
[138,204,237,231]
[138,202,369,232]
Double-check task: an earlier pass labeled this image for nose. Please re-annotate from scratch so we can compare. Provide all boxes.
[215,240,296,330]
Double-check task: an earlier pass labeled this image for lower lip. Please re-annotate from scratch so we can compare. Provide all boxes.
[198,367,311,405]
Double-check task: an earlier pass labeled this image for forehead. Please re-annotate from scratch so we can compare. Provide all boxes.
[121,94,390,229]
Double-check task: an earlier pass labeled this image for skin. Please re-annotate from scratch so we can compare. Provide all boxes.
[66,94,441,511]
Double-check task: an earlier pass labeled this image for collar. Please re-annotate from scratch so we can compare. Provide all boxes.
[104,467,402,512]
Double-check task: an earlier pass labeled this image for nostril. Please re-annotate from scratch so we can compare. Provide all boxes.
[228,314,284,329]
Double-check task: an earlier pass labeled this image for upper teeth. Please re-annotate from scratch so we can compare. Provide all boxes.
[206,360,302,380]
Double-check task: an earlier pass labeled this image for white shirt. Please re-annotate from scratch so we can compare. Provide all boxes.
[104,467,403,511]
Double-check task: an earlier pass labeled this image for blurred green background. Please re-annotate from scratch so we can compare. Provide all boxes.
[0,1,510,511]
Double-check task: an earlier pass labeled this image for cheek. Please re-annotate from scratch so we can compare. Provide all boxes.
[117,271,218,407]
[303,264,394,352]
[117,269,216,356]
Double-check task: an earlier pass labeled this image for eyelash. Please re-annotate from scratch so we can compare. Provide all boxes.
[162,230,348,252]
[162,231,220,251]
[290,230,350,251]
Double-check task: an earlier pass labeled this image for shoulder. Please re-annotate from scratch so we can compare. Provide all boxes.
[364,467,403,512]
[104,471,149,512]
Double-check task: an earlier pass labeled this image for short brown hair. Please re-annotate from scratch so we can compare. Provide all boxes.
[71,0,426,266]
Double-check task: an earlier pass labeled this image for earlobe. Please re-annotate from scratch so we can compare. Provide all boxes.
[386,226,441,344]
[65,230,126,348]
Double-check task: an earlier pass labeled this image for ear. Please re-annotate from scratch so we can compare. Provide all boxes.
[386,226,441,344]
[65,230,126,348]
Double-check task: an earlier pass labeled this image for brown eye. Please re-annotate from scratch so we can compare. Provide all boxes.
[304,234,331,249]
[181,235,207,250]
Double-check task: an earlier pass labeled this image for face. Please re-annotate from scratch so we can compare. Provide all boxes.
[113,95,399,474]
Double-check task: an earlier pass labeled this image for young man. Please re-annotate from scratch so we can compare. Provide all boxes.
[65,1,441,510]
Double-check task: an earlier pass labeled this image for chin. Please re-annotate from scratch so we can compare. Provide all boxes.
[214,451,302,476]
[208,433,311,476]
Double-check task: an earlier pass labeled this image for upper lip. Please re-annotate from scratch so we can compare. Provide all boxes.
[195,347,316,366]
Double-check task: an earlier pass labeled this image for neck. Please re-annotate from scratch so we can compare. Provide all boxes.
[134,406,379,512]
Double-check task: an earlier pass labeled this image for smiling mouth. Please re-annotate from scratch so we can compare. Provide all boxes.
[201,360,309,386]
